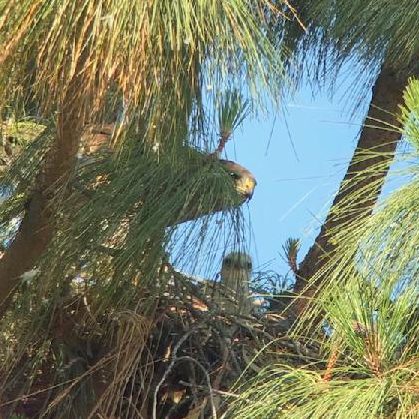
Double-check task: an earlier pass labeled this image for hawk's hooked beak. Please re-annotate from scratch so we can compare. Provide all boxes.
[220,159,257,201]
[235,176,256,200]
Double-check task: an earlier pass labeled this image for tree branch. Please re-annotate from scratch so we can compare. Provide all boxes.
[0,67,88,314]
[293,66,410,315]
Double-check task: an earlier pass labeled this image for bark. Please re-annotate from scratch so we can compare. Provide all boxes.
[0,80,86,313]
[293,66,410,315]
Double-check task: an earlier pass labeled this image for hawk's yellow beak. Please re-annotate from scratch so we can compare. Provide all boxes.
[235,176,256,199]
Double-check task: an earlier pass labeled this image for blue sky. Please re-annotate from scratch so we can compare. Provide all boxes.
[172,70,410,284]
[222,76,372,280]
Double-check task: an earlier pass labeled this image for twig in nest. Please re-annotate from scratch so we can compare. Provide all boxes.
[179,381,239,399]
[175,356,218,419]
[153,326,217,419]
[212,337,232,393]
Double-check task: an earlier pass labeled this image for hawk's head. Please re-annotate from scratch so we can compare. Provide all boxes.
[220,159,256,201]
[221,251,253,289]
[222,252,253,272]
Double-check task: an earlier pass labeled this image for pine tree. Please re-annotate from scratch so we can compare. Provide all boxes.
[0,1,293,416]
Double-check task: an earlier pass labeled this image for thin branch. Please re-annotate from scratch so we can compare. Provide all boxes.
[152,327,202,419]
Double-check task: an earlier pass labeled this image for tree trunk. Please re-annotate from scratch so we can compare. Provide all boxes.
[293,66,409,315]
[0,79,86,313]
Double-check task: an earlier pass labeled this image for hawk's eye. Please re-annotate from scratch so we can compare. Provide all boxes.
[229,172,240,180]
[246,262,252,270]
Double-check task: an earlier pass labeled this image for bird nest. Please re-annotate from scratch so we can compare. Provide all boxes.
[143,282,322,419]
[1,266,323,419]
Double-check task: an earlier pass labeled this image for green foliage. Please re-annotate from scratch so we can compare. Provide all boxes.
[0,0,289,132]
[280,0,419,99]
[310,1,417,65]
[282,237,300,273]
[218,89,250,142]
[1,0,416,416]
[401,78,419,151]
[0,2,294,416]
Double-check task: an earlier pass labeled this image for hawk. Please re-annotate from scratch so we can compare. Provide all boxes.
[209,252,254,316]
